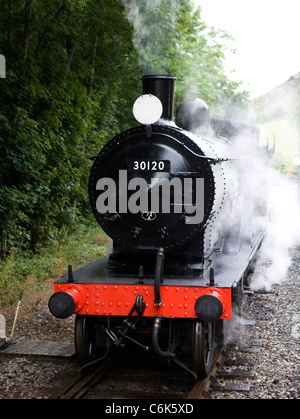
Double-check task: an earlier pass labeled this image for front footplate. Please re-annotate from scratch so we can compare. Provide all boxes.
[50,283,231,319]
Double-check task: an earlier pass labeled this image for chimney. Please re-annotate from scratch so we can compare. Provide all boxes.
[142,75,177,121]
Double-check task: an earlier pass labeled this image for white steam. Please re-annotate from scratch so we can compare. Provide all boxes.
[250,171,300,291]
[248,77,300,291]
[210,122,300,292]
[120,0,180,74]
[234,130,299,292]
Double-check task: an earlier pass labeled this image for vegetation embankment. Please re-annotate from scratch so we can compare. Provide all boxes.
[0,223,110,307]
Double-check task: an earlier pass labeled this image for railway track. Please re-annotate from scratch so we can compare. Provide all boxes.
[189,343,258,398]
[49,334,258,400]
[187,344,225,399]
[49,296,259,399]
[49,355,117,399]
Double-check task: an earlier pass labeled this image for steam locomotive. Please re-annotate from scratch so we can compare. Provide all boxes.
[48,75,265,378]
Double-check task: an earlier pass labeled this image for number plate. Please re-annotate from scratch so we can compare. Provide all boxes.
[128,160,170,172]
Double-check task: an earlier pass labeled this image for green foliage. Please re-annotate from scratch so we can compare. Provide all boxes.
[0,0,248,256]
[0,0,140,254]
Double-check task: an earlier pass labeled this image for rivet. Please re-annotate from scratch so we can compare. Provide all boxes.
[170,304,174,308]
[184,312,188,316]
[109,302,113,306]
[184,295,188,300]
[103,285,107,290]
[114,285,118,290]
[184,304,188,308]
[117,302,121,307]
[178,304,182,308]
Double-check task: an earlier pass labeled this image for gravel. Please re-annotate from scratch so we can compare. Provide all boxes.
[0,249,299,399]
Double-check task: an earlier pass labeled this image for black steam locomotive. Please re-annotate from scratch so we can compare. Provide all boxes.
[49,75,265,378]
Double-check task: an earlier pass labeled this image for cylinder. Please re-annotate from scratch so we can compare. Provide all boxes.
[142,75,177,121]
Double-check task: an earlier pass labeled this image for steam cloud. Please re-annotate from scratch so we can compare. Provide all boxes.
[120,0,180,74]
[219,132,299,343]
[224,128,299,292]
[250,170,300,291]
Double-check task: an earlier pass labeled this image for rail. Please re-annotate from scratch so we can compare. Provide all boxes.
[49,356,115,399]
[187,344,225,399]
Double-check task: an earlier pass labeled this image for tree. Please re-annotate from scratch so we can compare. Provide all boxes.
[0,0,248,255]
[0,0,139,254]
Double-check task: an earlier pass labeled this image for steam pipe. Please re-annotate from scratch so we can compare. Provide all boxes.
[154,248,164,307]
[152,317,198,379]
[152,317,175,359]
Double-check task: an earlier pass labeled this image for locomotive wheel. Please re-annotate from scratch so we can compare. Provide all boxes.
[193,320,215,377]
[75,315,109,366]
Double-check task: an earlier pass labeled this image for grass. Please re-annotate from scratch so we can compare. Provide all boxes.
[0,222,111,307]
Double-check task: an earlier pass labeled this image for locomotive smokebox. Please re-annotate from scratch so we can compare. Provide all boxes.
[142,75,176,121]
